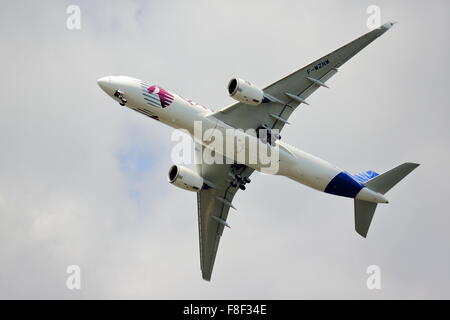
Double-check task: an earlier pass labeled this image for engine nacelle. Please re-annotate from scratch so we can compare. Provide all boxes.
[168,165,204,192]
[227,78,264,105]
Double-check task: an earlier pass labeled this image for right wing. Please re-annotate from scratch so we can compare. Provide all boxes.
[195,144,254,281]
[213,22,396,132]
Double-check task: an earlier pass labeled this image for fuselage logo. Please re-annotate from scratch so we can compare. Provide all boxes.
[148,85,174,108]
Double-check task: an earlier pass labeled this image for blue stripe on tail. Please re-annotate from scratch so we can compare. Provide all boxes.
[325,172,364,198]
[352,170,379,183]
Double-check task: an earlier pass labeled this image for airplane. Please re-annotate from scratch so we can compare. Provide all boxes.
[97,22,419,281]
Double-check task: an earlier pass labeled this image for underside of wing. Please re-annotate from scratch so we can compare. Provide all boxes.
[212,22,396,132]
[196,148,254,281]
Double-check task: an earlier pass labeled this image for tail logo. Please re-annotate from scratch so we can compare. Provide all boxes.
[148,85,174,108]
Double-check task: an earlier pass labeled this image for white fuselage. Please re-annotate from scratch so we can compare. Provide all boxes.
[97,75,388,204]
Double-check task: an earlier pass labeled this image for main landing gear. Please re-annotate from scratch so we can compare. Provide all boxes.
[230,163,251,190]
[256,125,281,146]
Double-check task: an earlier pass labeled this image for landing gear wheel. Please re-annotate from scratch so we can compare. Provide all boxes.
[231,181,238,188]
[243,177,251,184]
[239,184,246,191]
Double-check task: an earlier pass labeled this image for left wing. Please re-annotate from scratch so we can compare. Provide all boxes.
[195,144,254,281]
[212,22,396,132]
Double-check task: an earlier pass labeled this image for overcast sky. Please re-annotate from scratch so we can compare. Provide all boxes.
[0,0,449,299]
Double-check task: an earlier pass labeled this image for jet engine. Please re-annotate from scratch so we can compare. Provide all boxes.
[168,165,204,192]
[227,78,265,105]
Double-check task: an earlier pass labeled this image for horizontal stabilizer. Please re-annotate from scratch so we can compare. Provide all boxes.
[355,200,378,238]
[354,162,419,238]
[364,163,420,194]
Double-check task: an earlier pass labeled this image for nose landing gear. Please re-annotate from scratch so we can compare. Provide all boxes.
[114,90,127,106]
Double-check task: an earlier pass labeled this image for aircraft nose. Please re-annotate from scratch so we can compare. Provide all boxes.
[97,76,111,92]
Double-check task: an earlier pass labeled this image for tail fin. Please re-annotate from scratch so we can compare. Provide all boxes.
[354,162,420,237]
